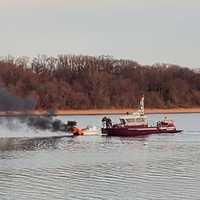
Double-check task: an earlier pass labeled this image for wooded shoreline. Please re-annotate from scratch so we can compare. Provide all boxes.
[1,55,200,111]
[1,108,200,116]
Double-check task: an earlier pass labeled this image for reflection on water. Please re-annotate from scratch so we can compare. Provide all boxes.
[0,113,200,200]
[0,137,68,151]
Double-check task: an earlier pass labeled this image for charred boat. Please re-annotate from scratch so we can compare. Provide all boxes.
[27,116,97,136]
[101,96,182,137]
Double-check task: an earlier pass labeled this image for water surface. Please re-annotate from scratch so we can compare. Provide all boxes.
[0,113,200,200]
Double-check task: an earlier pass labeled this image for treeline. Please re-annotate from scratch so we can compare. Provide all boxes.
[0,55,200,110]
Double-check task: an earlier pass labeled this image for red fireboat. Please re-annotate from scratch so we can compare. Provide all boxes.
[101,96,182,137]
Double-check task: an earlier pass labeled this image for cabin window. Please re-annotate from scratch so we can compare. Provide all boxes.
[126,119,135,123]
[136,118,145,122]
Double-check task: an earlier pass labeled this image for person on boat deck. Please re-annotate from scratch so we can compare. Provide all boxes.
[106,118,112,128]
[102,116,107,128]
[102,117,112,128]
[121,119,126,126]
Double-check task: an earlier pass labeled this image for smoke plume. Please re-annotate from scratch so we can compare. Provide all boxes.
[0,87,36,111]
[0,87,74,136]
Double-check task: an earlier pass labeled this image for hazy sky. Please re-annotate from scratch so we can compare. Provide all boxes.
[0,0,200,68]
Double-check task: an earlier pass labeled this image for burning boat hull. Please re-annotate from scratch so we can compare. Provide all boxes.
[102,127,182,137]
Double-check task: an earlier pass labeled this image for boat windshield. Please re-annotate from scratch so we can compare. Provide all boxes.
[120,116,147,125]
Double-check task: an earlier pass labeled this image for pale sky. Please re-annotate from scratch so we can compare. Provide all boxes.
[0,0,200,68]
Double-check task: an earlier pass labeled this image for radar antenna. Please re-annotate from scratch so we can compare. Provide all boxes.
[139,95,144,116]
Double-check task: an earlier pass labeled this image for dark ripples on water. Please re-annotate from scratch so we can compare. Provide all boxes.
[0,114,200,200]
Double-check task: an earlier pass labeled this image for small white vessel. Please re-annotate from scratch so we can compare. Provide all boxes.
[81,126,98,136]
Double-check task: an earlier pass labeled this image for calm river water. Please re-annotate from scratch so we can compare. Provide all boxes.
[0,113,200,200]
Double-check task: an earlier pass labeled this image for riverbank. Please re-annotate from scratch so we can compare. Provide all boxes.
[1,108,200,116]
[56,108,200,115]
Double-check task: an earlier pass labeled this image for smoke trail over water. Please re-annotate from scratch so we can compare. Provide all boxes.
[0,87,36,111]
[0,87,68,136]
[0,87,71,151]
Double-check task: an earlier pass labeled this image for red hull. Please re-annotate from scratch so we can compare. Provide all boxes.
[102,127,182,137]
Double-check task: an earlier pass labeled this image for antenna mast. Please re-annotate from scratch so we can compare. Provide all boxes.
[140,95,144,116]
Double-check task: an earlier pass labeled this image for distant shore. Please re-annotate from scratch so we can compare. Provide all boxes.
[0,108,200,116]
[54,108,200,115]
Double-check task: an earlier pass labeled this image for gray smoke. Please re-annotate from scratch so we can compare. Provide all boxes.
[0,88,74,151]
[0,116,74,151]
[24,116,76,132]
[25,116,67,132]
[0,87,76,134]
[0,87,36,111]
